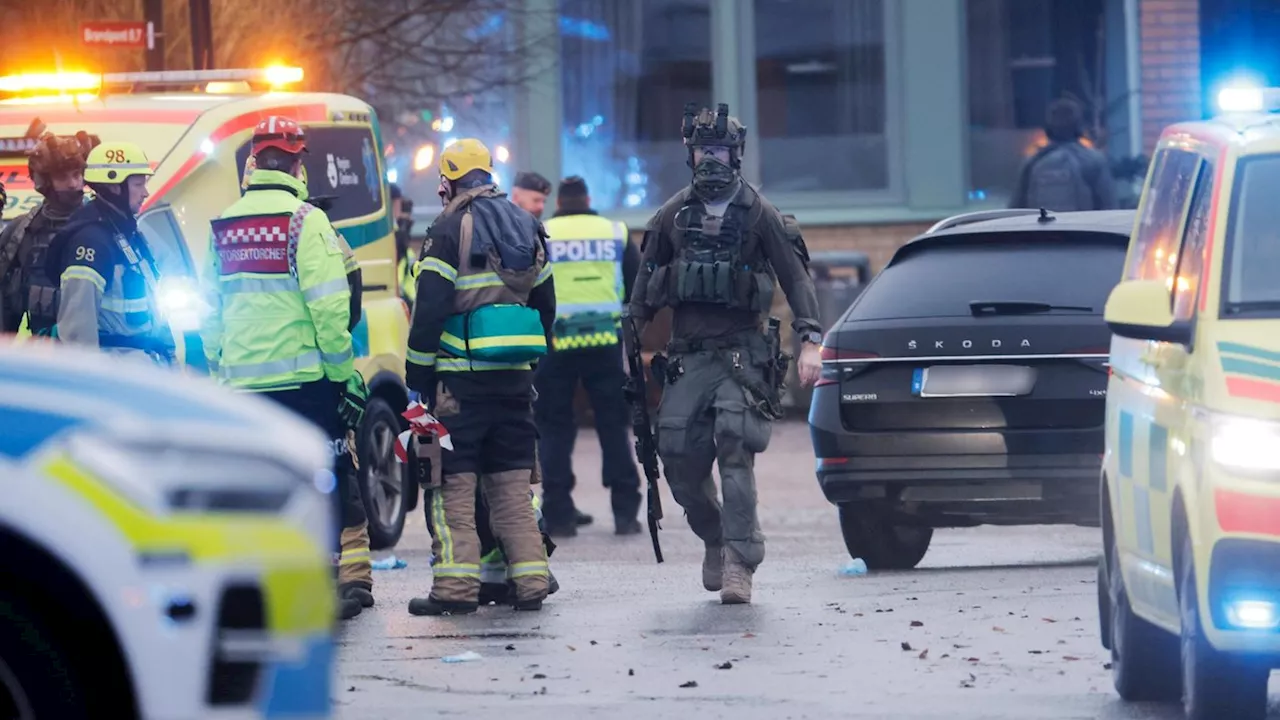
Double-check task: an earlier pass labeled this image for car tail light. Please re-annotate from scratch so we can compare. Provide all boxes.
[820,346,879,362]
[816,347,877,387]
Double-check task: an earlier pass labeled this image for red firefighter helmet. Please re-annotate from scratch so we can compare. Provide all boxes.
[251,115,307,156]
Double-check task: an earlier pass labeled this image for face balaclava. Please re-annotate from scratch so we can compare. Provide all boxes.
[692,153,737,202]
[42,186,85,218]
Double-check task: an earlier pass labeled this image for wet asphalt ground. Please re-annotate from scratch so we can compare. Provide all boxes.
[334,421,1278,719]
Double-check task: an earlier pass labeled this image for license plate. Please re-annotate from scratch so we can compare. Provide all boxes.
[912,365,1036,398]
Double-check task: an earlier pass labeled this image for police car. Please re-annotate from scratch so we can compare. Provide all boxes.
[1099,84,1280,720]
[0,67,417,549]
[0,340,335,719]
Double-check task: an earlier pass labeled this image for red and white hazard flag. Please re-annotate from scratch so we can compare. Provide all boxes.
[393,401,454,464]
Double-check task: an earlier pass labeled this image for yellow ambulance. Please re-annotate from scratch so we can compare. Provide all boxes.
[1099,85,1280,720]
[0,67,416,549]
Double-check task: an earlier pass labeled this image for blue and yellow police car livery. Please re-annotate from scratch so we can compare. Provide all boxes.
[0,340,334,719]
[1100,87,1280,720]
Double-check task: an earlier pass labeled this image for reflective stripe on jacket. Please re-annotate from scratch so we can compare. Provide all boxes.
[542,213,626,349]
[200,169,354,389]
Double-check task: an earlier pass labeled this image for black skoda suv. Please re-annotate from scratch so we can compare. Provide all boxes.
[809,209,1132,569]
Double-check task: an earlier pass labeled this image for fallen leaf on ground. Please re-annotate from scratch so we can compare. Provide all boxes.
[918,649,929,659]
[992,626,1006,633]
[567,645,576,652]
[742,633,755,638]
[1062,656,1081,661]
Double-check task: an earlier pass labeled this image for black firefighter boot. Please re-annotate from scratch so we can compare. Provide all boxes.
[337,594,362,621]
[408,596,479,616]
[341,581,375,608]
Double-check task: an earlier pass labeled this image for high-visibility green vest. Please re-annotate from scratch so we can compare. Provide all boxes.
[542,213,627,350]
[199,169,355,390]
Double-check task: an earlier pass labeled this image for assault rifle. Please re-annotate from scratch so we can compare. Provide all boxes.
[622,311,664,563]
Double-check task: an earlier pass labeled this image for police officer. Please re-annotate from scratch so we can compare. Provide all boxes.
[0,130,99,336]
[47,141,175,364]
[199,116,372,621]
[537,175,643,537]
[627,104,823,605]
[510,171,551,219]
[406,138,555,615]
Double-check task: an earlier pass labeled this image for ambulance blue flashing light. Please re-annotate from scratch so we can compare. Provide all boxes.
[1218,85,1266,114]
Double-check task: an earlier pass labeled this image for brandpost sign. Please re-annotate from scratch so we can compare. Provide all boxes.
[80,21,155,50]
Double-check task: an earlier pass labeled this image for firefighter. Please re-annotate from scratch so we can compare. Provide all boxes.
[0,129,99,336]
[46,141,175,364]
[405,138,556,615]
[628,104,823,604]
[536,175,644,537]
[199,116,372,621]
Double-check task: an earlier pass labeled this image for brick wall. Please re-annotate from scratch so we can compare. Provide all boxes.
[1140,0,1202,151]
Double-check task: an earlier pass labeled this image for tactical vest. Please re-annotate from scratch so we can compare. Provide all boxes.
[438,186,548,371]
[542,213,627,350]
[645,185,774,313]
[0,208,65,335]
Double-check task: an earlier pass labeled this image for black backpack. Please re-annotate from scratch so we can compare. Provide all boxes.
[1024,144,1093,212]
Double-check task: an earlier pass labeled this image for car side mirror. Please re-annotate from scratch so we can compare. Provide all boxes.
[1105,279,1192,345]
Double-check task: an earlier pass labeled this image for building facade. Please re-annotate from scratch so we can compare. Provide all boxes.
[429,0,1205,268]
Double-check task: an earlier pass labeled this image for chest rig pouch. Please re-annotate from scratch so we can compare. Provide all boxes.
[1,210,62,335]
[651,186,773,313]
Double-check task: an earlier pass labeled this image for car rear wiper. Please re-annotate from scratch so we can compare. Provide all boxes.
[969,301,1093,316]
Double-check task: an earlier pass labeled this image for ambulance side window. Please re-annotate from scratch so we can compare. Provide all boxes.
[1172,162,1213,321]
[137,207,195,277]
[235,125,385,224]
[1126,148,1200,284]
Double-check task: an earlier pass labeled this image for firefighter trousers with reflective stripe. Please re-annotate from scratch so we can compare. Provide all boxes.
[258,380,372,589]
[427,470,548,603]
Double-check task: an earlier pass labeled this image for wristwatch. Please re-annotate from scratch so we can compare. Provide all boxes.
[801,331,823,345]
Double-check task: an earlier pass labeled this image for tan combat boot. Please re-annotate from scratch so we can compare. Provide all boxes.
[702,543,723,592]
[719,548,753,605]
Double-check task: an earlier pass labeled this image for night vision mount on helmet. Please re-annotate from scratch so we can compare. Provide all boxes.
[681,103,747,169]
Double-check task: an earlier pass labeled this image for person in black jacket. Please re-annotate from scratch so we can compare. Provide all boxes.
[1010,98,1117,212]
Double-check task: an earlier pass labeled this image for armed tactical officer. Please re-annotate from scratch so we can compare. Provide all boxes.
[627,104,823,604]
[406,138,556,615]
[200,117,372,621]
[47,141,175,364]
[0,129,99,336]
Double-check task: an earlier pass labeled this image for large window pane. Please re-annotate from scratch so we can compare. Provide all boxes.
[966,0,1105,201]
[754,0,888,193]
[559,0,712,212]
